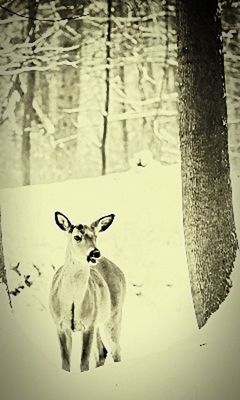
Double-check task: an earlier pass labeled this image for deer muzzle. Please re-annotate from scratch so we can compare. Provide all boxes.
[87,248,101,263]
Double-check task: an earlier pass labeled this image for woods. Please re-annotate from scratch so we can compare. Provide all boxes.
[0,2,239,188]
[0,0,239,328]
[1,3,240,399]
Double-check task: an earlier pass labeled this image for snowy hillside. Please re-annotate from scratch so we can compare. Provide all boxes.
[0,160,240,399]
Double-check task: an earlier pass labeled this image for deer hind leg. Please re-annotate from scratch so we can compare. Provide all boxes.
[58,328,72,372]
[80,327,95,372]
[109,324,121,363]
[95,328,108,368]
[102,314,122,363]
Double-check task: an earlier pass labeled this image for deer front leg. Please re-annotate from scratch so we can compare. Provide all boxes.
[58,328,72,372]
[80,328,95,372]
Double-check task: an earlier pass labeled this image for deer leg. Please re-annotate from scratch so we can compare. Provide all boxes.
[95,329,108,368]
[111,310,124,362]
[80,328,95,372]
[58,328,72,372]
[109,328,121,363]
[103,315,122,363]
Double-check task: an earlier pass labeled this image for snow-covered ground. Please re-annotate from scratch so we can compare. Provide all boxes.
[0,159,240,399]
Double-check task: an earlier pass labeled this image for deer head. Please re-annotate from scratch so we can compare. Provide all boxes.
[55,211,115,264]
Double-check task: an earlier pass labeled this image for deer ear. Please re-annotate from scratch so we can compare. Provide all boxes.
[91,214,115,233]
[55,212,72,232]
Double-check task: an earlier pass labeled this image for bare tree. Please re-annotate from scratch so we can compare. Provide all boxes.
[21,0,38,185]
[101,0,112,175]
[176,0,238,328]
[114,0,129,166]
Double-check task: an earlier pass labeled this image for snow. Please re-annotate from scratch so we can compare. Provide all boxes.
[0,160,240,399]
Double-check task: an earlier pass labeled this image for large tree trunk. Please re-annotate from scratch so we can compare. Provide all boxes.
[21,0,38,186]
[176,0,238,328]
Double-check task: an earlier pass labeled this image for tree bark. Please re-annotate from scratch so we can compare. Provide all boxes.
[21,0,38,186]
[176,0,238,328]
[101,0,112,175]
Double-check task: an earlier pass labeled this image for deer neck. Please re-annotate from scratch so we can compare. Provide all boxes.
[61,245,90,293]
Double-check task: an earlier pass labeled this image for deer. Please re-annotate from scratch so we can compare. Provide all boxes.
[49,211,126,372]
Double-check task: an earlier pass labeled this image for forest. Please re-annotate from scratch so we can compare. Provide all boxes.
[0,0,239,188]
[0,1,240,398]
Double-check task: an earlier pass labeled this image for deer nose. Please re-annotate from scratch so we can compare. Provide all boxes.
[91,248,101,259]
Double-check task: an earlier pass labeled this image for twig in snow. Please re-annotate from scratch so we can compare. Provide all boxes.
[10,285,25,296]
[32,264,42,276]
[24,274,33,287]
[11,262,21,276]
[130,281,143,288]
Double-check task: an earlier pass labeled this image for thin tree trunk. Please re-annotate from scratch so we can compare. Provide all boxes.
[21,0,38,186]
[0,209,12,309]
[116,1,128,167]
[176,0,238,328]
[119,65,129,166]
[101,0,112,175]
[75,20,84,176]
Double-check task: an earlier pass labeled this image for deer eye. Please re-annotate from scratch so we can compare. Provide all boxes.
[74,235,82,242]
